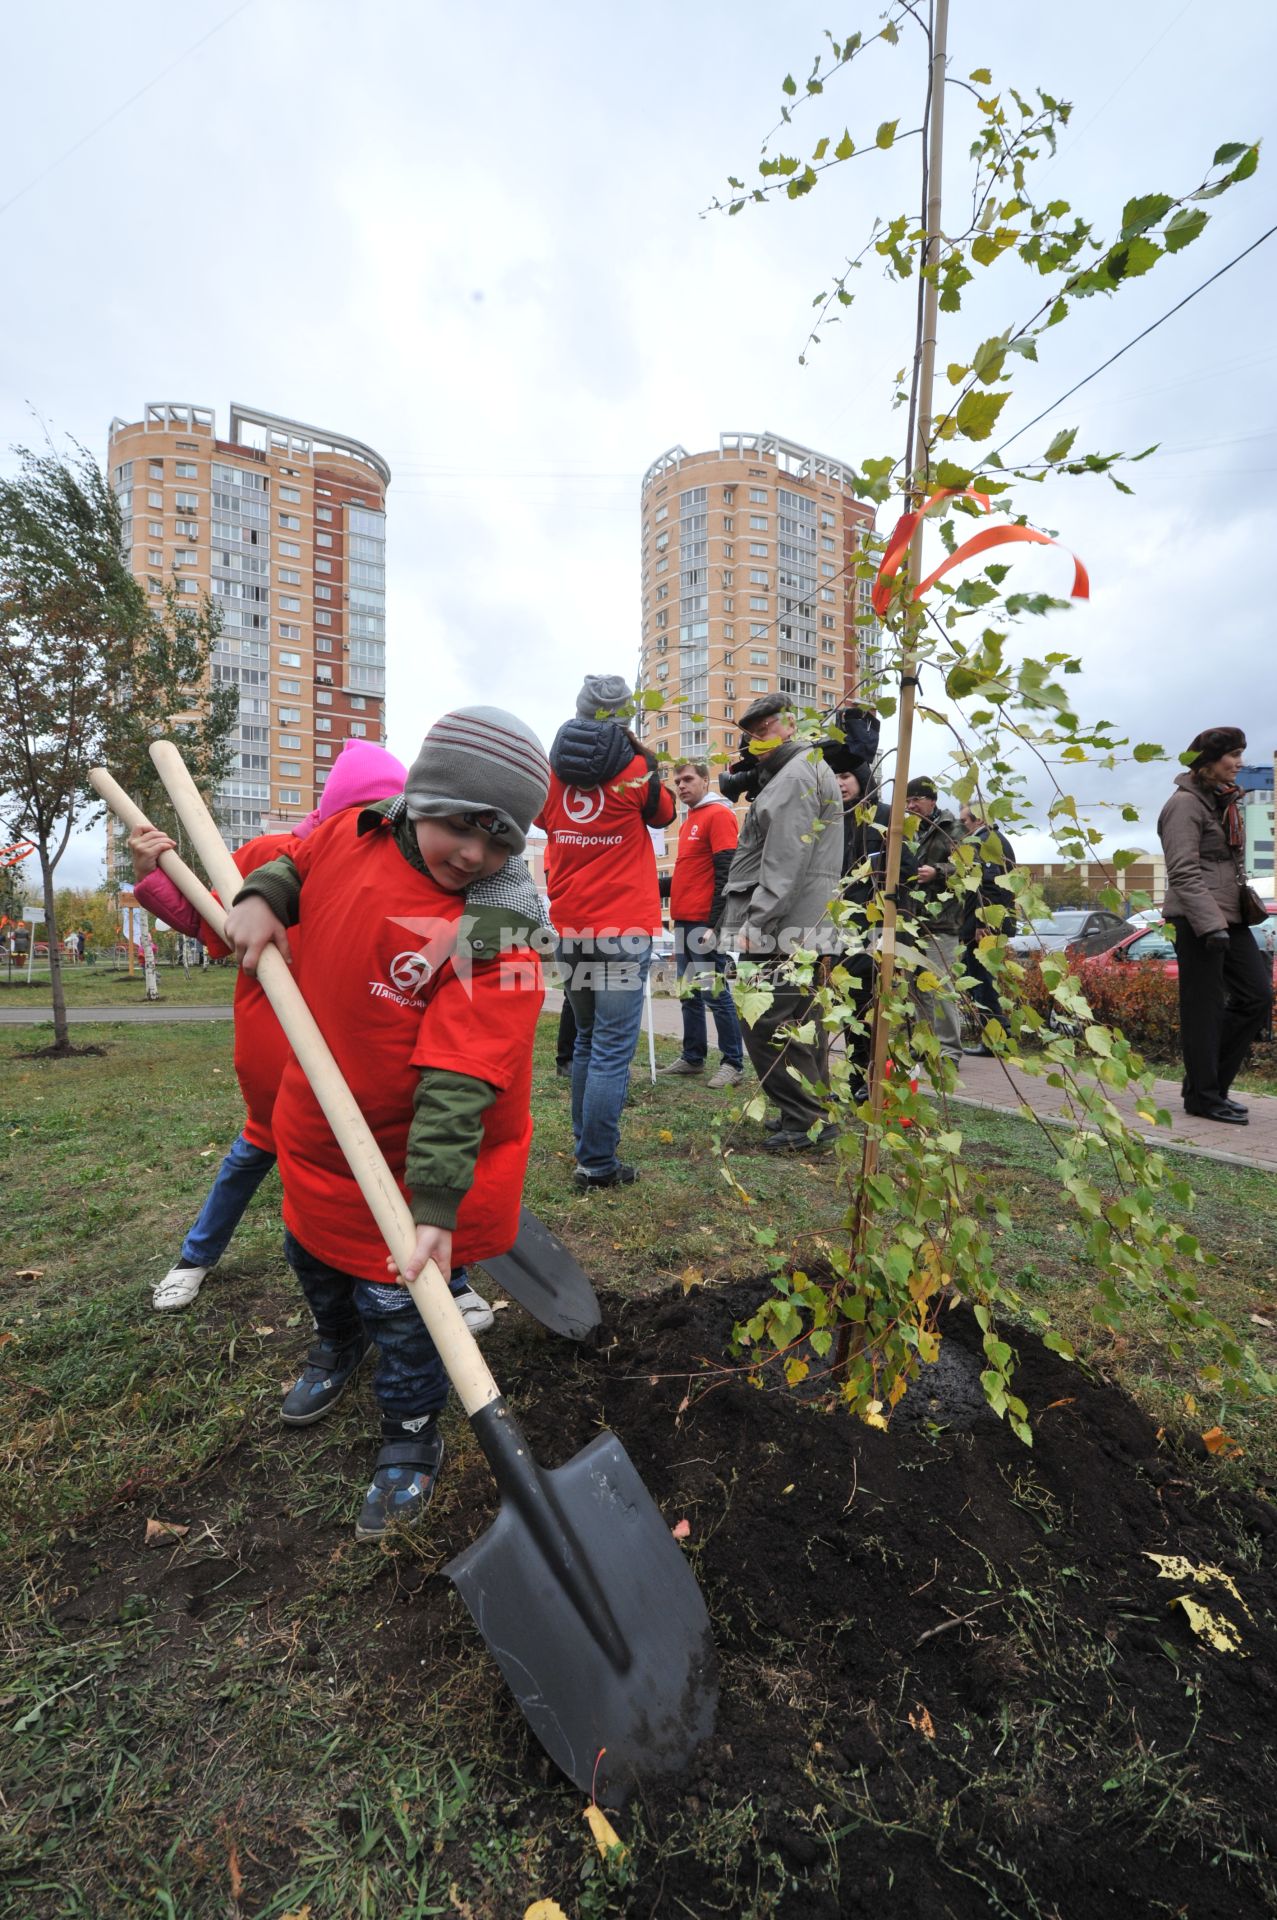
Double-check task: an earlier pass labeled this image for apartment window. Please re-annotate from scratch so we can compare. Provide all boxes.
[724,679,735,698]
[749,515,768,531]
[722,516,734,534]
[749,543,767,558]
[750,677,768,692]
[279,486,301,503]
[315,665,333,685]
[278,708,301,725]
[278,623,301,641]
[822,536,835,551]
[175,518,198,538]
[174,549,198,567]
[278,650,302,666]
[722,485,735,503]
[147,577,163,595]
[147,548,162,567]
[724,704,735,721]
[279,568,301,585]
[315,532,333,548]
[315,610,333,625]
[655,505,668,523]
[279,595,301,612]
[823,665,837,681]
[821,588,836,602]
[278,734,301,751]
[148,520,163,538]
[821,563,836,578]
[822,637,838,654]
[349,695,366,711]
[348,722,367,738]
[175,462,198,479]
[315,558,332,574]
[278,540,300,558]
[750,624,768,639]
[316,690,333,706]
[315,716,332,731]
[179,578,199,594]
[278,512,300,530]
[278,679,301,695]
[147,490,163,508]
[314,583,332,599]
[722,543,734,561]
[748,651,767,666]
[278,789,301,806]
[820,511,836,528]
[749,488,767,503]
[316,742,332,758]
[278,761,302,779]
[317,506,333,522]
[175,492,198,512]
[148,462,164,480]
[749,570,768,586]
[315,634,333,653]
[749,597,767,612]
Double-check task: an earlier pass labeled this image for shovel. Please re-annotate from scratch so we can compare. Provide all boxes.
[88,768,601,1343]
[135,742,718,1805]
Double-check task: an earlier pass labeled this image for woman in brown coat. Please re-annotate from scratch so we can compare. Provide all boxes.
[1157,726,1273,1125]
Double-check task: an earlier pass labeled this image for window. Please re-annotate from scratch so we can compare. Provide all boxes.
[349,695,366,711]
[147,577,162,595]
[750,624,768,640]
[315,665,333,685]
[178,578,199,594]
[314,583,332,599]
[749,569,768,585]
[148,520,163,538]
[175,491,198,512]
[749,488,767,503]
[348,722,367,738]
[823,665,837,681]
[724,678,735,698]
[316,742,332,758]
[278,512,300,530]
[315,716,332,731]
[175,462,198,479]
[315,532,333,548]
[148,462,164,480]
[822,636,838,654]
[278,567,301,585]
[749,597,767,612]
[278,734,301,751]
[750,677,768,692]
[278,539,300,558]
[316,690,333,706]
[148,548,162,566]
[279,485,301,503]
[722,516,734,534]
[147,490,163,508]
[655,505,668,522]
[315,610,333,625]
[749,543,767,558]
[821,588,836,602]
[316,505,333,522]
[175,518,198,538]
[749,515,767,531]
[278,622,301,640]
[278,708,301,725]
[315,557,332,574]
[279,595,301,612]
[277,789,301,806]
[315,634,333,653]
[174,549,198,566]
[821,613,837,629]
[821,563,836,578]
[820,511,836,528]
[278,678,300,694]
[822,536,835,551]
[278,650,302,667]
[278,761,302,779]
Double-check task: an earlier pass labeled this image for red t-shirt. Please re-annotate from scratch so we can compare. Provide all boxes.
[197,833,299,1153]
[270,811,543,1281]
[669,799,739,924]
[537,751,675,938]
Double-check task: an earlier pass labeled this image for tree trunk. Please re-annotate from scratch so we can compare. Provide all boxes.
[38,839,69,1051]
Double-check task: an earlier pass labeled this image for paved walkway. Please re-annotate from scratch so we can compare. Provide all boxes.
[0,1003,232,1025]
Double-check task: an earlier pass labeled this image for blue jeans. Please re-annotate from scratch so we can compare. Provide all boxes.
[558,935,652,1177]
[283,1230,449,1424]
[181,1131,277,1268]
[674,921,743,1069]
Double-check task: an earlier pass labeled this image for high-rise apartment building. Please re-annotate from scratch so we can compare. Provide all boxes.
[106,402,390,843]
[637,431,878,763]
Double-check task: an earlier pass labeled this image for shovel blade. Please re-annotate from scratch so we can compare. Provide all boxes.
[446,1429,718,1806]
[478,1206,601,1341]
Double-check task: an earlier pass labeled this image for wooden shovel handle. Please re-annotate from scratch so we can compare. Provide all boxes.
[88,767,226,932]
[139,742,502,1419]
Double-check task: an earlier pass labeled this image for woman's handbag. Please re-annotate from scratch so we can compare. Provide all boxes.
[1241,883,1269,926]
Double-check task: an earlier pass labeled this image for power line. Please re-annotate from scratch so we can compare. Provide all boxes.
[993,223,1277,458]
[0,0,255,220]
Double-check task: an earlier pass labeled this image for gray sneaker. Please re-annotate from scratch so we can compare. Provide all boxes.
[658,1057,703,1076]
[707,1063,744,1089]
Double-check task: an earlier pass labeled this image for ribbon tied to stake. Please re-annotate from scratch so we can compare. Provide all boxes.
[871,486,1089,619]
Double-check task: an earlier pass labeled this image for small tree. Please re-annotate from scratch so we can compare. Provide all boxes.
[0,443,236,1049]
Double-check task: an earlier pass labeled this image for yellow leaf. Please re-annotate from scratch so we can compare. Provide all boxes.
[785,1357,809,1386]
[584,1803,628,1862]
[1145,1553,1253,1621]
[1201,1425,1243,1459]
[658,1128,674,1143]
[1183,1392,1198,1417]
[781,1483,795,1494]
[524,1904,570,1920]
[680,1266,705,1294]
[282,1908,313,1920]
[907,1703,937,1739]
[144,1518,190,1546]
[915,969,941,992]
[863,1399,888,1431]
[1171,1594,1246,1656]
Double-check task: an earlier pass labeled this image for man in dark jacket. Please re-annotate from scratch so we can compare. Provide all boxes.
[903,777,968,1064]
[957,804,1017,1057]
[824,746,916,1101]
[536,675,675,1187]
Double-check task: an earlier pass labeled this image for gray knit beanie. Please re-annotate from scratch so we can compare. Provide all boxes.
[576,673,632,720]
[404,707,549,855]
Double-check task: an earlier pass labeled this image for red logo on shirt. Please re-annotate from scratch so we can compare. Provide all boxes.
[389,950,435,995]
[563,786,605,825]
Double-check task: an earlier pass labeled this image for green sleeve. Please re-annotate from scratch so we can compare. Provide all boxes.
[232,855,302,927]
[406,1069,498,1229]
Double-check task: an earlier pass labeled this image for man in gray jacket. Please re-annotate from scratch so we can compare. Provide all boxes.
[904,777,968,1063]
[719,695,843,1151]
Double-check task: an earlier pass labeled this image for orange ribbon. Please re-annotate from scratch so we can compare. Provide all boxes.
[872,488,1088,617]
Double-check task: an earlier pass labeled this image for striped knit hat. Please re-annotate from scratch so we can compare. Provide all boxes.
[404,707,549,854]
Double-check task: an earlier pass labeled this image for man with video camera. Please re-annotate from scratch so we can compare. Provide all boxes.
[718,694,843,1152]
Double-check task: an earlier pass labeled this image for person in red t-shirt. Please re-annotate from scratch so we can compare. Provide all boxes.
[128,741,409,1312]
[659,759,745,1089]
[536,674,675,1188]
[223,707,550,1542]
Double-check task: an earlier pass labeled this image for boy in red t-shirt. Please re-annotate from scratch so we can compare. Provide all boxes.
[223,707,550,1541]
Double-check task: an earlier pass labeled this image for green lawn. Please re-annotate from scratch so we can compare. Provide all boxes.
[3,1019,1275,1917]
[0,961,238,1007]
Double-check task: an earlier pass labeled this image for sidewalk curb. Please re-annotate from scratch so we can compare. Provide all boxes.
[946,1092,1277,1176]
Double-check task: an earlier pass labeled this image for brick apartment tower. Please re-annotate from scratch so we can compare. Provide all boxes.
[637,431,878,763]
[106,402,390,846]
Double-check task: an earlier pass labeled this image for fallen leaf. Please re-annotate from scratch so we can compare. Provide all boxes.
[1183,1392,1198,1417]
[584,1803,628,1862]
[781,1483,795,1494]
[658,1128,674,1143]
[680,1266,705,1295]
[15,1269,43,1282]
[1145,1552,1253,1621]
[1171,1594,1246,1656]
[492,1299,510,1313]
[907,1704,937,1740]
[524,1903,570,1920]
[671,1518,691,1540]
[228,1843,243,1901]
[253,1325,275,1337]
[199,1149,215,1159]
[281,1908,313,1920]
[144,1518,190,1546]
[1249,1314,1274,1330]
[0,1332,15,1350]
[1201,1425,1243,1459]
[1043,1397,1076,1411]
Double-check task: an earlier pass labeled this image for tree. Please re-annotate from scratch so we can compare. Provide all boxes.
[0,443,236,1050]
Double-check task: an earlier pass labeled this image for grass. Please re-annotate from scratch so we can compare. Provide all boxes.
[0,961,238,1007]
[2,1017,1276,1916]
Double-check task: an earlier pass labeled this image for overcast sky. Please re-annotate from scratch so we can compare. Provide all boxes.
[2,0,1274,887]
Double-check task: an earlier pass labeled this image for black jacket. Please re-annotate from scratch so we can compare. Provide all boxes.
[959,825,1018,944]
[549,718,668,823]
[841,793,918,913]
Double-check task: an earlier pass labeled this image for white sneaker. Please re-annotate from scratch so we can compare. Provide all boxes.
[451,1285,495,1334]
[152,1263,208,1312]
[707,1063,744,1089]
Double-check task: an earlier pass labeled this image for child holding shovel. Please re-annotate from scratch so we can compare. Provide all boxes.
[222,707,550,1541]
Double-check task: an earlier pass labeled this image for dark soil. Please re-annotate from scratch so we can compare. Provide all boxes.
[35,1280,1277,1918]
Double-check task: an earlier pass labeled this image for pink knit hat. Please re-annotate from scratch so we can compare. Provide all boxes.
[293,739,408,838]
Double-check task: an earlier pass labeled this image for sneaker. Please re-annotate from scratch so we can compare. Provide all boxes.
[280,1333,370,1426]
[707,1063,744,1089]
[556,1063,572,1078]
[355,1424,445,1542]
[658,1057,704,1076]
[763,1123,839,1155]
[450,1285,495,1334]
[152,1262,208,1312]
[572,1162,640,1189]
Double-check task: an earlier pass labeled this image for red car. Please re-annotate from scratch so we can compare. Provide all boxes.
[1070,908,1277,990]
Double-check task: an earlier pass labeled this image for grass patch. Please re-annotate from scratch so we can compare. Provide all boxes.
[0,962,238,1007]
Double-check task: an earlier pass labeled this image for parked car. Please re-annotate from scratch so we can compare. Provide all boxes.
[1008,908,1131,960]
[1076,908,1277,988]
